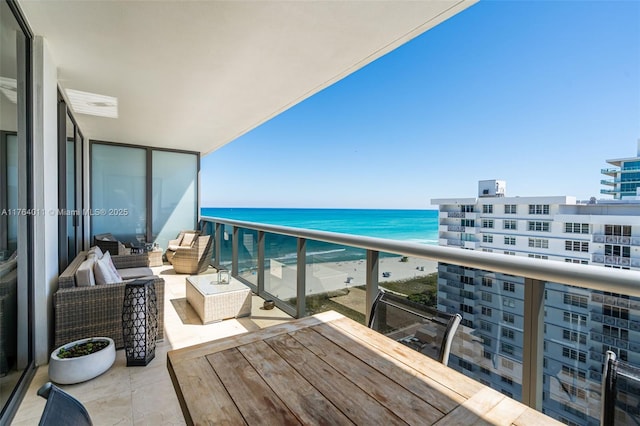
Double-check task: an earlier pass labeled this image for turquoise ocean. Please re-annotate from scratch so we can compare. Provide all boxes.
[200,208,439,245]
[200,208,439,264]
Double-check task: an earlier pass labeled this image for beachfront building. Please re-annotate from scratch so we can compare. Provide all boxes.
[432,180,640,425]
[601,140,640,199]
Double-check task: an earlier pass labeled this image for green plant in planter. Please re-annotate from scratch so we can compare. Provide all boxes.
[57,339,109,359]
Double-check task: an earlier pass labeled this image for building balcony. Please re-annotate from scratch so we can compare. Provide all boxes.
[14,216,640,425]
[592,234,639,245]
[447,211,466,218]
[601,177,640,185]
[592,254,639,267]
[601,167,619,175]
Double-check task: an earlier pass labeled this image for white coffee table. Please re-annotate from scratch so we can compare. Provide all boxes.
[185,275,252,324]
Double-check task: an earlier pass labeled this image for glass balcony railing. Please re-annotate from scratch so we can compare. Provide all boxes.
[200,215,640,426]
[601,178,640,185]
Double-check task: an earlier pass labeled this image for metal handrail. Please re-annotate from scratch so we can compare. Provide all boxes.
[201,215,640,297]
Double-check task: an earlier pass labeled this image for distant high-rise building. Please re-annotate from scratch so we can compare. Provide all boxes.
[432,179,640,426]
[601,141,640,199]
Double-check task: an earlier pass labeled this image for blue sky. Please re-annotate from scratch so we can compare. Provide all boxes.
[202,0,640,209]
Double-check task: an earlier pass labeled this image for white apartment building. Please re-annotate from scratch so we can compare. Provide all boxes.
[432,180,640,426]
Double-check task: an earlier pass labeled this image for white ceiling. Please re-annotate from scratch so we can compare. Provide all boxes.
[19,0,476,155]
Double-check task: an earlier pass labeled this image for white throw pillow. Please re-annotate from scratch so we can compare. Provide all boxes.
[88,245,104,259]
[103,251,122,282]
[93,257,113,285]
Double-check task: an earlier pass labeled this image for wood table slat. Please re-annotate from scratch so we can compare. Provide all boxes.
[207,348,301,426]
[326,316,485,398]
[312,322,465,413]
[168,356,247,425]
[236,340,353,426]
[168,310,343,364]
[480,394,530,425]
[290,326,444,425]
[265,332,406,425]
[434,387,506,425]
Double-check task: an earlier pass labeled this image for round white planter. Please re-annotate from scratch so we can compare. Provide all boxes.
[48,337,116,385]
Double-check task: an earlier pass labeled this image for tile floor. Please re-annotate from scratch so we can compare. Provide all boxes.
[11,264,293,425]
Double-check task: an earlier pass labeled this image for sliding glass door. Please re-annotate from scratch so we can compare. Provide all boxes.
[91,142,199,248]
[0,0,34,420]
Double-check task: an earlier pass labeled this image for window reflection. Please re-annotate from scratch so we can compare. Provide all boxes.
[0,1,29,413]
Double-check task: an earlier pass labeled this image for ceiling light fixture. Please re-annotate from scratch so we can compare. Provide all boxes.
[66,88,118,118]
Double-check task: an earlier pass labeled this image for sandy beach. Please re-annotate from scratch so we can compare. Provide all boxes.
[263,256,439,300]
[327,256,438,287]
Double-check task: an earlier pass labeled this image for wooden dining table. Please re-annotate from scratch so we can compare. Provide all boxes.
[167,310,562,425]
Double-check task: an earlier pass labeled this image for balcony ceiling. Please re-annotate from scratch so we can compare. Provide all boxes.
[20,0,476,155]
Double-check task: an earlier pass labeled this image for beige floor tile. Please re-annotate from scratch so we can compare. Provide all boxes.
[84,390,133,426]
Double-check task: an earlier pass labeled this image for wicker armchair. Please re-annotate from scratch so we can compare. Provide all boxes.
[165,230,199,263]
[171,235,213,275]
[93,233,126,255]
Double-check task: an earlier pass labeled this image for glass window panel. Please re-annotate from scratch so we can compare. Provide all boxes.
[0,1,30,413]
[218,223,233,270]
[237,228,258,287]
[151,151,197,249]
[6,135,18,251]
[66,138,76,256]
[91,144,146,243]
[305,241,366,322]
[264,232,296,311]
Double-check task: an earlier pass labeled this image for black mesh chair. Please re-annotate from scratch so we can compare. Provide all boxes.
[602,350,640,426]
[37,382,92,426]
[368,290,462,366]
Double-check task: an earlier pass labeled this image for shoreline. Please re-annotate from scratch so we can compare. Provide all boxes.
[327,256,438,286]
[259,256,439,300]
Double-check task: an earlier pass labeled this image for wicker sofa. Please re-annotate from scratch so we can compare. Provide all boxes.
[54,251,164,349]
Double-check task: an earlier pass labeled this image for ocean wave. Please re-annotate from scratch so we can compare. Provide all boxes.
[407,238,439,245]
[306,248,346,257]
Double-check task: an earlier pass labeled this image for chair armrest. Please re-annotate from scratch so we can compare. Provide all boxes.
[167,238,181,247]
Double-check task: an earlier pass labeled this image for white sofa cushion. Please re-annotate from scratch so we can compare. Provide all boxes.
[75,258,96,287]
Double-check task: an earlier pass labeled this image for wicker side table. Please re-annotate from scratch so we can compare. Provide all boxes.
[185,276,251,324]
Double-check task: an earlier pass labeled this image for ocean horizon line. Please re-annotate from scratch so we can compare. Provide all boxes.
[202,206,438,211]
